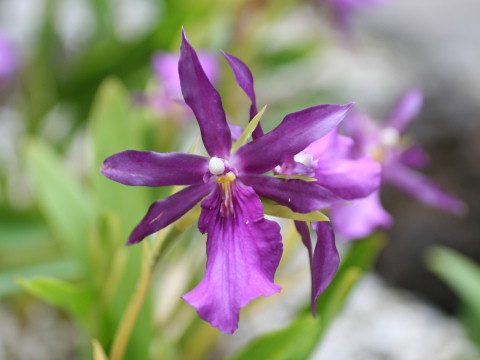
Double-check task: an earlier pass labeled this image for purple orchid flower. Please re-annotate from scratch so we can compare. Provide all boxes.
[331,89,467,239]
[0,32,18,83]
[101,29,353,333]
[137,50,219,119]
[275,126,381,312]
[318,0,388,35]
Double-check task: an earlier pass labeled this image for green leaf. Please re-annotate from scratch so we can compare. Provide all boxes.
[0,259,82,297]
[273,174,317,182]
[24,138,96,260]
[336,233,386,275]
[92,339,109,360]
[88,78,153,359]
[0,222,58,269]
[231,105,267,153]
[425,246,480,318]
[89,78,151,234]
[229,268,362,360]
[229,315,319,360]
[17,276,94,328]
[263,203,329,222]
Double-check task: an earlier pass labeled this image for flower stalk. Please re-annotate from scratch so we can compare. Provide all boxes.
[109,226,169,360]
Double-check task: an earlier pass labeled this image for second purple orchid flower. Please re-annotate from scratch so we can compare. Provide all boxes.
[331,89,467,239]
[101,30,356,333]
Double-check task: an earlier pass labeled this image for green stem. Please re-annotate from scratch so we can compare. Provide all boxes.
[109,227,169,360]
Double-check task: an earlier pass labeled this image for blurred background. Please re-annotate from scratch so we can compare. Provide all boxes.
[0,0,479,359]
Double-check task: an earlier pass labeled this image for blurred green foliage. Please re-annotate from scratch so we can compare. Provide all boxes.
[426,246,480,347]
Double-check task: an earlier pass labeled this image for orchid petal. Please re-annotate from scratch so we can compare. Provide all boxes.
[304,131,381,199]
[294,221,314,310]
[311,221,339,314]
[228,123,244,142]
[386,88,423,134]
[179,30,231,158]
[127,182,214,245]
[385,163,467,214]
[241,174,339,213]
[222,51,263,139]
[184,181,282,334]
[295,221,339,315]
[398,145,430,169]
[313,154,381,200]
[101,151,208,186]
[341,112,379,158]
[233,104,353,174]
[152,52,182,98]
[0,33,17,81]
[331,191,393,240]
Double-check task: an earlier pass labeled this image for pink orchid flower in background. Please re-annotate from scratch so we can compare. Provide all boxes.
[318,0,389,35]
[275,126,381,313]
[137,50,219,120]
[331,89,467,239]
[0,32,18,83]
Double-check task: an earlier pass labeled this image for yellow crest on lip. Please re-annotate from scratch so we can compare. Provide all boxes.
[215,171,236,216]
[215,171,236,184]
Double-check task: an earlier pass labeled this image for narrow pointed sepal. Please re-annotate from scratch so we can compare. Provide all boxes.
[241,174,339,213]
[233,103,353,174]
[385,164,467,215]
[295,221,339,316]
[386,88,423,134]
[101,151,208,186]
[179,29,231,158]
[222,51,263,138]
[127,182,214,245]
[310,221,339,314]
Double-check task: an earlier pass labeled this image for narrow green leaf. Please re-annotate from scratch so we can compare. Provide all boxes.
[231,105,267,153]
[229,268,362,360]
[229,316,319,360]
[17,276,95,328]
[0,259,81,297]
[425,246,480,316]
[0,222,58,269]
[315,268,362,325]
[88,78,153,360]
[263,203,329,222]
[314,234,385,318]
[89,78,151,234]
[24,138,96,260]
[273,174,317,182]
[92,339,109,360]
[337,233,386,274]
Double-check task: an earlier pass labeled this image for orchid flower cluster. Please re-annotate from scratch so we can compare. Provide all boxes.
[330,90,467,239]
[101,30,464,334]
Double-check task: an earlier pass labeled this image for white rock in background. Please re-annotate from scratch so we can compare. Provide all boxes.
[313,274,479,360]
